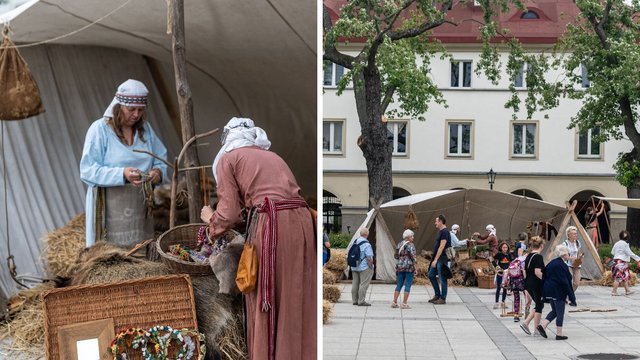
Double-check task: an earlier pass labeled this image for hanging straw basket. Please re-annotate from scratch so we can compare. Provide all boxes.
[156,223,216,276]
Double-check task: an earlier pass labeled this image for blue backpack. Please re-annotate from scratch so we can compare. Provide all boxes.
[347,240,368,267]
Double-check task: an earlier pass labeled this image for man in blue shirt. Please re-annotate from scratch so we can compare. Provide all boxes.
[429,215,452,305]
[351,228,374,306]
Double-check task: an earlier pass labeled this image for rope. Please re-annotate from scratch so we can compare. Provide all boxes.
[2,0,134,49]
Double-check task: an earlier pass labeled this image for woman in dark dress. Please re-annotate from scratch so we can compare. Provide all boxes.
[520,236,545,336]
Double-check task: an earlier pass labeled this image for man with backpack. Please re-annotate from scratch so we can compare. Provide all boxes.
[349,227,374,306]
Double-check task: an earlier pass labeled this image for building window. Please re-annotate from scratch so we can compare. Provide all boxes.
[581,64,590,88]
[447,121,473,157]
[513,63,530,88]
[450,61,472,88]
[511,121,537,158]
[323,120,344,154]
[387,121,408,155]
[520,10,540,19]
[578,127,602,159]
[323,61,345,87]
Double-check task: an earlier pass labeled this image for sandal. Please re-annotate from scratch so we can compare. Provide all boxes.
[400,303,411,309]
[391,302,399,308]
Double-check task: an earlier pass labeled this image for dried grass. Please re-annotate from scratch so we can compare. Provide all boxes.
[323,300,333,324]
[41,213,85,278]
[215,313,247,360]
[323,285,342,303]
[0,302,45,357]
[412,275,430,286]
[599,271,637,287]
[325,249,347,273]
[323,268,337,285]
[415,256,429,278]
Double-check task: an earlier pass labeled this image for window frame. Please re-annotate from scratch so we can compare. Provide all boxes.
[450,60,473,88]
[509,120,539,159]
[576,127,604,160]
[323,61,345,88]
[322,119,346,156]
[386,120,409,157]
[445,119,475,159]
[513,63,530,88]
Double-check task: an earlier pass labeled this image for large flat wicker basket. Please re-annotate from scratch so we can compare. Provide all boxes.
[157,223,213,276]
[42,274,199,360]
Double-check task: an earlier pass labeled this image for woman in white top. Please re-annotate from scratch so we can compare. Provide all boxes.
[563,226,583,291]
[611,230,640,296]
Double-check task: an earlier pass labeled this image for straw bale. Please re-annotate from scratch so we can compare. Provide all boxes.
[415,256,429,278]
[323,300,333,324]
[325,249,347,273]
[323,268,337,284]
[413,275,430,286]
[0,302,45,357]
[600,271,637,287]
[41,213,86,278]
[323,285,342,303]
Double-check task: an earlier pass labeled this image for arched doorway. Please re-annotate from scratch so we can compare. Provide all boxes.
[511,189,543,200]
[393,186,411,200]
[323,190,342,233]
[570,190,611,245]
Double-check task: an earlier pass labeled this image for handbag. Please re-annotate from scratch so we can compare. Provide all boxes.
[441,263,453,279]
[236,241,258,293]
[445,246,456,259]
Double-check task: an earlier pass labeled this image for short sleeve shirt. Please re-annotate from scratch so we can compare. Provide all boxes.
[396,241,416,272]
[433,228,451,260]
[353,238,374,272]
[524,252,545,291]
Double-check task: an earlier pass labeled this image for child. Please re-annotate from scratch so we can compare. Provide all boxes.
[504,249,526,322]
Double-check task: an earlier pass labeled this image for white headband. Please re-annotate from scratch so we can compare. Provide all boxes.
[103,79,149,118]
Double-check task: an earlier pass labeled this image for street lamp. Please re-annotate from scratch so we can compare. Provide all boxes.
[486,168,496,190]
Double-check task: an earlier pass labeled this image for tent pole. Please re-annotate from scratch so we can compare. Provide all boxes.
[168,0,203,222]
[571,211,605,274]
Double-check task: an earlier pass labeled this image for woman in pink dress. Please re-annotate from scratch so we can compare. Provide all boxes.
[201,118,316,360]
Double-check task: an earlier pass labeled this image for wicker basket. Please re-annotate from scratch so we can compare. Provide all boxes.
[42,274,199,360]
[156,223,213,276]
[478,274,496,289]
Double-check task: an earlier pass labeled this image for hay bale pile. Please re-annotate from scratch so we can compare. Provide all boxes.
[323,268,337,284]
[41,213,86,278]
[599,271,638,287]
[323,284,341,303]
[323,300,333,324]
[325,249,347,274]
[412,255,431,285]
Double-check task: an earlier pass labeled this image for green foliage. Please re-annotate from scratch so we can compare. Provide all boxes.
[329,233,353,248]
[614,152,640,188]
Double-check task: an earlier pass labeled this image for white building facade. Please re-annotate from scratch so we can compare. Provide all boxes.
[323,44,633,240]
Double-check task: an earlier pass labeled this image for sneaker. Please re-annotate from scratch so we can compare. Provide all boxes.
[514,317,520,323]
[536,325,548,338]
[391,302,399,308]
[358,302,372,306]
[428,296,439,303]
[556,335,568,340]
[433,298,446,305]
[493,303,499,309]
[519,323,531,335]
[612,292,620,296]
[400,303,411,309]
[625,290,635,296]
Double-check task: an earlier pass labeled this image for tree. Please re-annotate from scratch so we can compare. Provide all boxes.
[323,0,524,207]
[503,0,640,246]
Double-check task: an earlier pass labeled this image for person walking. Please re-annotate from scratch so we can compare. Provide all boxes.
[392,229,417,309]
[563,226,583,291]
[538,244,577,340]
[351,228,374,306]
[611,230,640,296]
[493,242,513,310]
[520,236,546,337]
[428,215,452,305]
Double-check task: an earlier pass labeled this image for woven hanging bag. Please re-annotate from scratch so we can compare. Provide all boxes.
[403,207,420,231]
[0,34,45,120]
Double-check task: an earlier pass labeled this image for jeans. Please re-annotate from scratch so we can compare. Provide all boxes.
[545,299,566,327]
[495,274,507,303]
[395,271,415,293]
[428,258,448,300]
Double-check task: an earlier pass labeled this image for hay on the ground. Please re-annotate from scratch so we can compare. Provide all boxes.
[323,300,333,324]
[0,302,45,357]
[413,275,430,286]
[599,271,637,287]
[415,256,429,278]
[41,213,86,278]
[323,285,341,303]
[215,313,247,360]
[323,268,337,284]
[325,249,347,273]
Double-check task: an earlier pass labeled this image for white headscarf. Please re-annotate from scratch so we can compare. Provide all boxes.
[103,79,149,118]
[212,117,271,182]
[486,224,496,237]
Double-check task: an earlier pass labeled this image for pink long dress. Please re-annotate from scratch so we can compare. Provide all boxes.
[210,146,316,360]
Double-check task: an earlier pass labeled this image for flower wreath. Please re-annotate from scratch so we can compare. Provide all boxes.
[110,326,205,360]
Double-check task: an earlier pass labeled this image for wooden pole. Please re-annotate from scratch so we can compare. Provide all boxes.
[169,0,203,222]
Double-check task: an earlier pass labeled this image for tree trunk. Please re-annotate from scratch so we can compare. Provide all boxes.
[627,185,640,248]
[169,0,203,222]
[353,68,393,209]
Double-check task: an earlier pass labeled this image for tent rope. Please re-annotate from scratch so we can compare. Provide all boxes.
[2,0,134,49]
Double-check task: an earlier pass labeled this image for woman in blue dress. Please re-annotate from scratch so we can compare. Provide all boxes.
[80,79,167,248]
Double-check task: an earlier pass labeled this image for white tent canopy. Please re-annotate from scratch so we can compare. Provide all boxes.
[347,189,604,282]
[595,196,640,209]
[0,0,315,297]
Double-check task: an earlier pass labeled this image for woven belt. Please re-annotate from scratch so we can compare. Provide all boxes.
[257,197,308,360]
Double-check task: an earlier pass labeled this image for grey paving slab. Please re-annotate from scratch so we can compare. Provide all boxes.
[324,283,640,359]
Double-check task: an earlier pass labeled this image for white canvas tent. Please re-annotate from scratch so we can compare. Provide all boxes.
[347,189,604,282]
[0,0,315,298]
